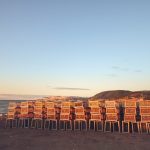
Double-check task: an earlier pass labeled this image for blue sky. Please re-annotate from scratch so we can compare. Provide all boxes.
[0,0,150,97]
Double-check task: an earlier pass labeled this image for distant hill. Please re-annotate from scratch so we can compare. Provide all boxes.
[91,90,150,100]
[1,90,150,101]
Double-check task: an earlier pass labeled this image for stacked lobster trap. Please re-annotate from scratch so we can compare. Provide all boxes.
[139,100,150,133]
[104,101,120,132]
[59,102,72,130]
[31,101,43,129]
[19,101,29,128]
[5,99,150,134]
[89,100,102,131]
[74,101,87,130]
[5,102,17,128]
[44,101,57,130]
[122,100,138,133]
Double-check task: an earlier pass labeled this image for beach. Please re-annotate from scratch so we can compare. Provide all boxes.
[0,119,150,150]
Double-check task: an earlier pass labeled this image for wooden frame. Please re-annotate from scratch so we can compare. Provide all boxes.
[21,107,28,115]
[45,102,55,108]
[125,107,136,114]
[47,114,56,120]
[47,108,55,115]
[74,101,83,107]
[74,120,87,131]
[61,102,70,108]
[89,100,99,108]
[75,107,84,114]
[139,101,150,133]
[90,107,100,114]
[122,121,140,133]
[106,114,118,121]
[91,114,101,121]
[104,121,120,132]
[61,108,70,114]
[124,101,136,107]
[139,101,150,107]
[124,115,136,122]
[28,101,34,107]
[106,108,117,114]
[20,102,28,107]
[75,114,85,120]
[34,101,42,107]
[140,108,150,115]
[60,114,70,121]
[141,115,150,122]
[8,102,16,109]
[105,101,116,108]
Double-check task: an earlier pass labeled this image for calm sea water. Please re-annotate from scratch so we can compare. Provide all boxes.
[0,100,27,113]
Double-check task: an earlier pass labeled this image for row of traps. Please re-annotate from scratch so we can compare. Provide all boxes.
[5,119,150,133]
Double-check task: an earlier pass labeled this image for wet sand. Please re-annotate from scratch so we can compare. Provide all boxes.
[0,120,150,150]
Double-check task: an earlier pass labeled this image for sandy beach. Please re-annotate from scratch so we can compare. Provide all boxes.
[0,120,150,150]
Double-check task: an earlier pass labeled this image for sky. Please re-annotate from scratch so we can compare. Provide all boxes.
[0,0,150,97]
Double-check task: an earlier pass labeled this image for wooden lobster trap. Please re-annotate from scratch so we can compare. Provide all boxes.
[47,107,55,115]
[140,108,150,114]
[21,107,28,115]
[106,108,117,114]
[18,102,29,128]
[139,101,150,133]
[106,114,118,122]
[124,115,136,122]
[34,101,43,108]
[44,106,57,130]
[105,101,116,108]
[88,100,102,131]
[61,102,70,108]
[125,107,136,114]
[124,100,136,107]
[122,100,138,133]
[75,114,85,120]
[8,102,16,109]
[74,106,87,131]
[45,102,55,108]
[75,107,84,114]
[90,107,100,114]
[47,114,56,120]
[31,105,43,129]
[74,101,83,107]
[5,102,17,128]
[139,101,150,107]
[61,108,70,114]
[104,101,120,132]
[59,102,72,130]
[91,114,101,121]
[7,108,15,119]
[88,100,99,108]
[60,114,70,120]
[34,107,42,119]
[20,101,28,107]
[141,115,150,122]
[59,114,72,130]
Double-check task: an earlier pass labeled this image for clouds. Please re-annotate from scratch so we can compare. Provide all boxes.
[53,87,90,91]
[106,66,142,78]
[112,66,129,72]
[106,73,118,77]
[47,85,90,91]
[134,70,142,73]
[112,66,142,73]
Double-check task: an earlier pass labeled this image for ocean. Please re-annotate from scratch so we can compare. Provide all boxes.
[0,100,26,114]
